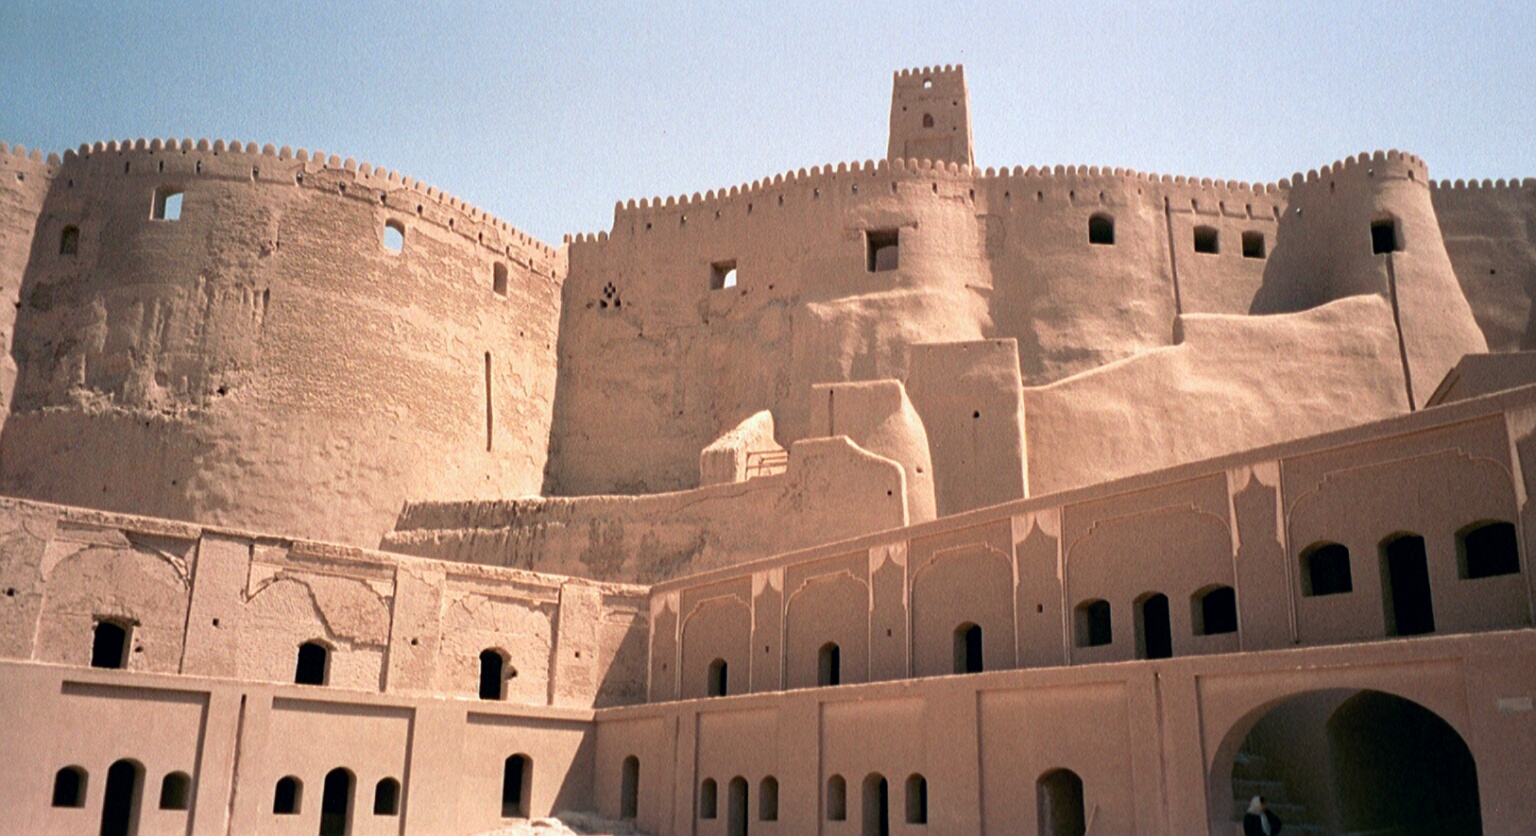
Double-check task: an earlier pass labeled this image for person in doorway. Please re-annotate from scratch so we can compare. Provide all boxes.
[1244,795,1283,835]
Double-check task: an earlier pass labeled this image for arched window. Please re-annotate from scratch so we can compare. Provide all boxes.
[827,774,847,821]
[1382,533,1435,636]
[60,225,79,255]
[922,113,935,128]
[373,777,400,815]
[493,262,509,296]
[152,187,183,221]
[699,777,718,819]
[479,649,506,700]
[100,759,143,836]
[51,766,87,808]
[383,219,405,252]
[1193,225,1219,254]
[1458,520,1520,579]
[91,619,130,669]
[1371,217,1400,254]
[727,776,748,836]
[502,754,532,818]
[273,776,302,814]
[1088,213,1114,245]
[620,755,640,819]
[295,641,328,685]
[319,767,353,836]
[906,773,928,824]
[1192,585,1238,635]
[159,771,191,810]
[1135,592,1172,659]
[707,658,729,697]
[818,642,841,687]
[759,775,779,821]
[1074,599,1112,647]
[954,622,983,673]
[1302,542,1353,596]
[1037,768,1086,836]
[863,772,890,836]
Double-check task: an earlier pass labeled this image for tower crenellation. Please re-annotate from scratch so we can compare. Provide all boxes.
[888,63,974,167]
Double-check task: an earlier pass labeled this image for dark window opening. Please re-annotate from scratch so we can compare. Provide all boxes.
[60,225,79,255]
[295,641,328,685]
[1135,593,1172,659]
[1241,230,1265,258]
[1371,218,1399,254]
[863,773,890,836]
[1303,542,1354,596]
[319,767,352,836]
[759,776,779,821]
[502,754,531,818]
[818,642,841,686]
[1088,214,1114,245]
[1037,768,1086,836]
[479,649,505,700]
[921,113,935,128]
[100,759,142,836]
[827,774,847,821]
[727,776,748,836]
[52,766,87,808]
[711,260,738,290]
[273,776,302,814]
[866,229,899,272]
[1459,521,1520,579]
[700,778,718,819]
[91,620,130,669]
[493,263,508,296]
[1194,586,1238,635]
[152,188,183,221]
[620,756,640,819]
[372,778,399,816]
[1193,225,1219,254]
[159,771,191,811]
[905,774,928,824]
[383,220,405,252]
[1075,599,1112,647]
[954,622,983,673]
[707,658,728,697]
[1382,534,1435,636]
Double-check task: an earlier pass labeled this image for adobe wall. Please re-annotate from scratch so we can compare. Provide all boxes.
[0,145,56,424]
[644,384,1536,702]
[383,436,908,583]
[0,497,649,710]
[0,138,563,548]
[1432,178,1536,352]
[588,631,1536,836]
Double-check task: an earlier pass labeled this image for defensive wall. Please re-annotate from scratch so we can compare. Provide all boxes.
[1432,177,1536,353]
[0,138,564,548]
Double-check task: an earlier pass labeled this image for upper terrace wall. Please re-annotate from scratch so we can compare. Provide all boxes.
[0,138,563,547]
[0,146,56,425]
[1432,177,1536,352]
[0,496,648,709]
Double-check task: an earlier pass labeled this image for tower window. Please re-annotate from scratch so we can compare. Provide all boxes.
[922,113,935,128]
[1371,218,1400,254]
[152,188,183,220]
[711,260,738,290]
[60,226,79,255]
[1193,225,1219,254]
[91,619,130,669]
[295,641,329,685]
[1241,231,1265,258]
[383,220,405,252]
[493,262,508,296]
[1088,214,1114,245]
[866,229,899,272]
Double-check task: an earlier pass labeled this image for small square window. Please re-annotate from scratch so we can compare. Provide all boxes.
[1241,231,1265,259]
[710,260,737,290]
[1193,226,1219,254]
[1371,219,1399,254]
[152,189,183,221]
[866,229,899,272]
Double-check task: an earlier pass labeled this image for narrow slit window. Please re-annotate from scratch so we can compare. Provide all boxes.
[1088,213,1114,245]
[152,188,183,220]
[1193,225,1219,254]
[493,262,509,296]
[479,649,505,700]
[60,226,79,255]
[1371,218,1400,254]
[707,658,728,697]
[700,778,718,819]
[1241,231,1265,258]
[866,229,899,272]
[906,774,928,824]
[827,774,847,821]
[711,260,738,290]
[818,641,841,686]
[383,220,405,252]
[759,776,779,821]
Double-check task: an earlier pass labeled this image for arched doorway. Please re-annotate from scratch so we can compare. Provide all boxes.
[99,759,142,836]
[319,767,352,836]
[1222,689,1480,835]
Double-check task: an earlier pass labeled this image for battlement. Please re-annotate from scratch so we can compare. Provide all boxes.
[889,63,973,166]
[47,136,560,270]
[0,142,61,177]
[1431,177,1536,191]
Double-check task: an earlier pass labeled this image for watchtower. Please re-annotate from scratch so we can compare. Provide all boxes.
[887,64,974,167]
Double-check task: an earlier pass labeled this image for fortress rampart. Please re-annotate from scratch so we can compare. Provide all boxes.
[0,139,565,547]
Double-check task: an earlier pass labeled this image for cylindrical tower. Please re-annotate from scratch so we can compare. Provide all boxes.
[0,139,562,547]
[0,146,57,422]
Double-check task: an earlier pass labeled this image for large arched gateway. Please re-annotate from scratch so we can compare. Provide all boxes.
[1219,689,1481,835]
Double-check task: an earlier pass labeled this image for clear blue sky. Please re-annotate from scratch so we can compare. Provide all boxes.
[3,1,1532,244]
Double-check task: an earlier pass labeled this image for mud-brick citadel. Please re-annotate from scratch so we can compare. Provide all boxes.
[1,63,1535,835]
